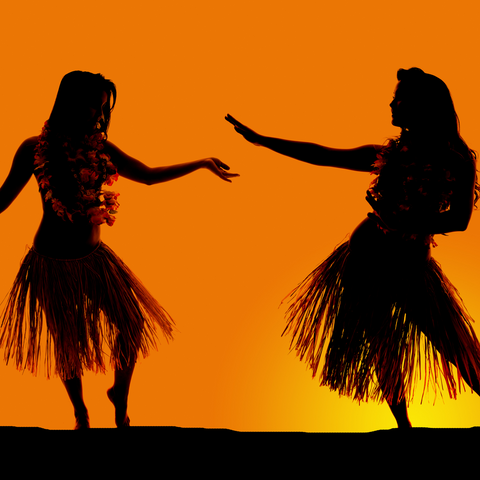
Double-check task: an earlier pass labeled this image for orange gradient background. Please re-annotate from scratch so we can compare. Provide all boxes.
[1,1,480,431]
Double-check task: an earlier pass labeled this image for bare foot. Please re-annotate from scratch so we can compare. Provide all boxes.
[107,387,130,428]
[74,409,90,430]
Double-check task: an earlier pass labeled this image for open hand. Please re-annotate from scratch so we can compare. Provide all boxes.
[225,114,264,146]
[203,157,239,183]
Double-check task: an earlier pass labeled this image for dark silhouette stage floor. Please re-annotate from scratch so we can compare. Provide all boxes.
[1,425,478,473]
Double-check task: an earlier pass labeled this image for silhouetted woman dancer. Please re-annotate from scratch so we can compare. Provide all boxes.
[0,71,238,429]
[226,67,480,428]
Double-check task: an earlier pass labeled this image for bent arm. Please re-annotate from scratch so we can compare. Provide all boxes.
[424,162,476,234]
[367,160,477,235]
[0,137,36,214]
[104,141,238,185]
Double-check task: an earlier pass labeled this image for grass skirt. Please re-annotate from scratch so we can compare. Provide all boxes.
[283,237,480,404]
[0,242,174,379]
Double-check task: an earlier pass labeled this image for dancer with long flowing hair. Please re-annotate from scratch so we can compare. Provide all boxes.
[227,67,480,428]
[0,70,238,429]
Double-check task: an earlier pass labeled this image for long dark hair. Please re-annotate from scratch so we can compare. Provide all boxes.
[395,67,473,158]
[35,72,118,220]
[391,67,479,205]
[48,70,117,139]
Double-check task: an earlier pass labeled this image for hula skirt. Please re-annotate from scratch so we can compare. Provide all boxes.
[0,242,174,380]
[283,232,480,404]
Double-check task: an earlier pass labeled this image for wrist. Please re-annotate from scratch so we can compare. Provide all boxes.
[257,135,270,147]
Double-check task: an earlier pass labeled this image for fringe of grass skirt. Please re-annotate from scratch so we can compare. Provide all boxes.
[283,240,480,404]
[0,242,175,379]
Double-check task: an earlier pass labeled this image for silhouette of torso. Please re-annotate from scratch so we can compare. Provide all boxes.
[29,137,102,259]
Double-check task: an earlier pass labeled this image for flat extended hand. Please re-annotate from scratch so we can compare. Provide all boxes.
[225,114,263,146]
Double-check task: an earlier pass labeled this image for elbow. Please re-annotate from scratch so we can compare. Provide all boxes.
[140,167,157,186]
[435,209,472,233]
[449,217,471,233]
[457,212,473,232]
[0,197,11,215]
[142,166,167,186]
[457,221,470,232]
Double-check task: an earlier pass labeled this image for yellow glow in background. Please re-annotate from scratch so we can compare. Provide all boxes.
[1,1,480,431]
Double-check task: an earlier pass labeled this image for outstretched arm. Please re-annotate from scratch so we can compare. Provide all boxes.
[104,141,239,185]
[0,137,36,214]
[225,114,380,173]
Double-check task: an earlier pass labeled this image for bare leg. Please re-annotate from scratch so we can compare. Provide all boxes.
[107,364,134,427]
[107,339,136,427]
[388,397,412,429]
[382,349,480,428]
[62,375,90,430]
[375,360,412,429]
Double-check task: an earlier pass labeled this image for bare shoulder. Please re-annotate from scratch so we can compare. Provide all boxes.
[20,136,40,148]
[10,136,39,167]
[15,136,39,156]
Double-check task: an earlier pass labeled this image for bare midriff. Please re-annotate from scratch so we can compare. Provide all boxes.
[33,209,101,259]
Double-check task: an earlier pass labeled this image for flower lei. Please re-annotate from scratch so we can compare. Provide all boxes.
[34,121,120,226]
[368,139,455,246]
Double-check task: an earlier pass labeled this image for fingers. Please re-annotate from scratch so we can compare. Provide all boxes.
[225,114,240,126]
[205,157,239,182]
[213,158,231,171]
[233,126,250,137]
[213,159,241,177]
[217,171,240,183]
[219,170,240,180]
[218,175,232,183]
[225,114,249,134]
[209,157,233,172]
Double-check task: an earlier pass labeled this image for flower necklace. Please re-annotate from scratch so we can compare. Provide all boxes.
[34,121,120,226]
[368,139,455,246]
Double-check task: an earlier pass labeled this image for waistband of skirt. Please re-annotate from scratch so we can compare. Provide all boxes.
[30,241,104,262]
